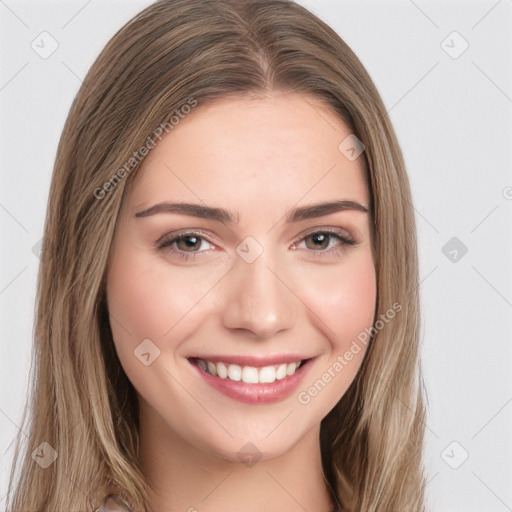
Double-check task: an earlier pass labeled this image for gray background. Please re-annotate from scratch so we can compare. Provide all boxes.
[1,1,511,510]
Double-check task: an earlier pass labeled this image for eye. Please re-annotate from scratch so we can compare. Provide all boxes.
[292,229,356,256]
[173,234,210,252]
[155,230,216,257]
[304,232,334,250]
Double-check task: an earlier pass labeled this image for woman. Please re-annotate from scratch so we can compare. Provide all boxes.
[6,0,426,510]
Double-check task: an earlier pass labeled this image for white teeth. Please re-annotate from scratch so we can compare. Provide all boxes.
[216,362,228,379]
[241,366,259,384]
[207,361,217,376]
[197,358,304,383]
[276,363,287,380]
[259,366,276,383]
[286,362,297,376]
[228,364,242,381]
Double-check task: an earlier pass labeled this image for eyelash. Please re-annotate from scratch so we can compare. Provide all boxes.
[292,229,357,258]
[155,228,357,261]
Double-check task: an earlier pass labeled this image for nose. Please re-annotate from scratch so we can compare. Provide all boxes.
[220,251,297,339]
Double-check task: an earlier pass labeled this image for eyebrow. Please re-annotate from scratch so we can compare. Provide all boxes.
[134,200,369,223]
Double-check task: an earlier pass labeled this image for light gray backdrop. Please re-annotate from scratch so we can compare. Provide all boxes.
[1,1,511,511]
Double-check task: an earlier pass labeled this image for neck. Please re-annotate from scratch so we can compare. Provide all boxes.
[138,403,334,512]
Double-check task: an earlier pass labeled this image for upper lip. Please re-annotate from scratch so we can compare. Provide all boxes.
[188,354,312,367]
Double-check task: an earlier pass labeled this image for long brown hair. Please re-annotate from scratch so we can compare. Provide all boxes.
[6,1,426,510]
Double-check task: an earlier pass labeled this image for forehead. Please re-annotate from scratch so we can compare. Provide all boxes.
[125,94,369,217]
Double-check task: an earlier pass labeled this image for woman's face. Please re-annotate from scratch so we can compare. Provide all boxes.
[106,93,376,462]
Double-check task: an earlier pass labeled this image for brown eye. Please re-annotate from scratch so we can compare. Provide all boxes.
[175,235,203,252]
[156,232,214,255]
[292,229,357,257]
[304,233,333,250]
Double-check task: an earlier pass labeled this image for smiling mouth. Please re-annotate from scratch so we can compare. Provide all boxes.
[189,357,307,384]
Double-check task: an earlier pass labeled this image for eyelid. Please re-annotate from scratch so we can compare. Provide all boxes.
[291,226,356,246]
[155,226,358,261]
[154,228,218,248]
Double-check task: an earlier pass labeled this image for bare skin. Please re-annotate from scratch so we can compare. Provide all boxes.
[106,93,376,511]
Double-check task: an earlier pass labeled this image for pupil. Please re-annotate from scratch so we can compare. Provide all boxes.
[309,233,329,249]
[178,236,200,251]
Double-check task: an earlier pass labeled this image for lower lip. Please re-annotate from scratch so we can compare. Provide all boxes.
[191,359,313,404]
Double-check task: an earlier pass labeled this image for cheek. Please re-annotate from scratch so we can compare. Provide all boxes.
[292,252,376,414]
[106,247,215,358]
[294,251,376,350]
